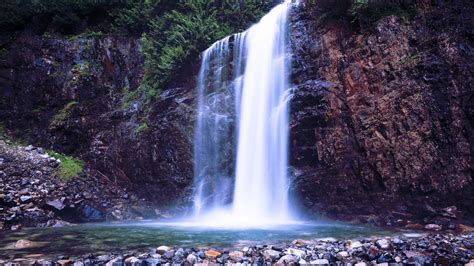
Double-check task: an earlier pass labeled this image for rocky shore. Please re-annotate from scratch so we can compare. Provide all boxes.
[0,139,158,231]
[1,233,472,265]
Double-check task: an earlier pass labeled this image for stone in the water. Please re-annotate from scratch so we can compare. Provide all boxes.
[376,239,391,249]
[11,239,35,249]
[205,250,221,260]
[310,259,329,265]
[424,224,442,231]
[156,246,171,255]
[229,251,244,262]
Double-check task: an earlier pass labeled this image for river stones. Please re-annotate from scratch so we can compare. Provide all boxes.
[186,254,197,264]
[156,245,170,255]
[263,249,281,260]
[310,259,330,265]
[277,254,297,264]
[204,250,221,260]
[229,251,244,262]
[285,247,306,258]
[376,239,391,249]
[424,224,442,231]
[9,239,36,249]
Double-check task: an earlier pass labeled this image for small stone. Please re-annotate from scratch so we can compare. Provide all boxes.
[105,258,119,266]
[46,199,65,211]
[11,239,35,249]
[394,256,401,263]
[186,254,197,264]
[197,250,206,259]
[263,249,281,260]
[285,247,306,258]
[292,239,310,246]
[310,259,329,265]
[20,195,32,203]
[124,256,140,264]
[229,251,244,262]
[205,250,221,260]
[336,251,349,260]
[355,262,367,266]
[299,258,308,264]
[347,240,363,249]
[11,224,21,231]
[424,224,442,231]
[277,255,297,264]
[376,239,391,250]
[156,245,171,255]
[57,259,73,265]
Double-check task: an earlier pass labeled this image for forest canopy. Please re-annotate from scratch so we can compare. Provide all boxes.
[0,0,275,95]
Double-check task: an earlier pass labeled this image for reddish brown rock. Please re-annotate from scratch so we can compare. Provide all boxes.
[289,0,474,224]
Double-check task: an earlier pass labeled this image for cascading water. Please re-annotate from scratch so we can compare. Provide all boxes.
[193,0,295,226]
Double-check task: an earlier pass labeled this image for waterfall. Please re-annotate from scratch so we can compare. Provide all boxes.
[193,0,294,226]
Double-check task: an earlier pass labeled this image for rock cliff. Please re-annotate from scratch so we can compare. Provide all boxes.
[0,0,473,229]
[289,0,474,225]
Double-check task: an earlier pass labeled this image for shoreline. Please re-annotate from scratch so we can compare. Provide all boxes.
[1,232,472,265]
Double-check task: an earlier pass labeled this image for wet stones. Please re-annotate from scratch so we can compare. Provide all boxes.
[1,233,473,265]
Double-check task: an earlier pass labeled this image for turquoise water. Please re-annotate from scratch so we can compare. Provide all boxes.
[0,220,393,259]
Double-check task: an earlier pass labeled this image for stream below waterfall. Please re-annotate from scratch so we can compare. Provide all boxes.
[0,221,398,259]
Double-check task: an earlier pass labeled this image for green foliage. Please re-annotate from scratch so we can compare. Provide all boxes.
[1,0,274,103]
[350,0,417,28]
[308,0,417,29]
[51,101,78,127]
[135,122,150,134]
[116,0,274,100]
[0,0,125,33]
[47,150,85,182]
[121,87,141,110]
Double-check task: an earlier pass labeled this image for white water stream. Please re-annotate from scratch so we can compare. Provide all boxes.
[193,0,295,227]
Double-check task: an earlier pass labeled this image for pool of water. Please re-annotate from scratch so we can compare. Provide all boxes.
[0,220,394,259]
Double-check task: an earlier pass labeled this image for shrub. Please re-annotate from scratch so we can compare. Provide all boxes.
[47,150,85,182]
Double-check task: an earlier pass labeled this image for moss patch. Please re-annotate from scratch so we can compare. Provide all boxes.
[50,101,78,127]
[47,150,85,182]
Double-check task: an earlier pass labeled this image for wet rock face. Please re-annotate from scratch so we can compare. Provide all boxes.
[0,33,195,209]
[289,1,474,223]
